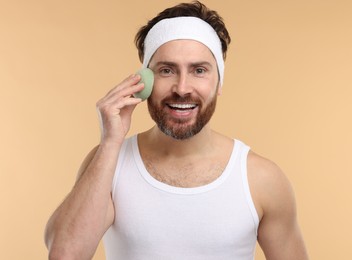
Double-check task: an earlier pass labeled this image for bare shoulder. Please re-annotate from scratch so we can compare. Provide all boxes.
[247,150,309,259]
[247,150,289,186]
[247,150,296,220]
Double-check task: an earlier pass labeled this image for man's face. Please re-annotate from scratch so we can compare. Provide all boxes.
[147,39,221,140]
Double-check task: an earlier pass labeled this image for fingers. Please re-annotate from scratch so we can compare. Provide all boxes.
[95,73,146,142]
[96,73,145,113]
[105,74,142,98]
[97,74,144,104]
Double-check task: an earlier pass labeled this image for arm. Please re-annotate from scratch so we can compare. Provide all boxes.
[248,152,309,260]
[44,74,144,260]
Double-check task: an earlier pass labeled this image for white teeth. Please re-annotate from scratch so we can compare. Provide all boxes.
[169,104,196,109]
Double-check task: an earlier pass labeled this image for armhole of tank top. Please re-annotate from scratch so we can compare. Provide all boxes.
[111,138,129,199]
[240,144,260,235]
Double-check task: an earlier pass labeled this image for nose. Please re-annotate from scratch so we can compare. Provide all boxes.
[172,71,193,97]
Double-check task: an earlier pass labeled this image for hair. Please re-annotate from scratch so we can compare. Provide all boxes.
[135,1,231,62]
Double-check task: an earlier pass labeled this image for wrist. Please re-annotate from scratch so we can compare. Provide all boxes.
[99,137,124,150]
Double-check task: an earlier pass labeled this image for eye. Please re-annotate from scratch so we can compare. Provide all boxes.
[194,67,206,75]
[159,67,173,76]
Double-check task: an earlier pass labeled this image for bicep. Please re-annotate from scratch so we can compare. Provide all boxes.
[257,184,305,259]
[248,152,308,260]
[258,219,308,260]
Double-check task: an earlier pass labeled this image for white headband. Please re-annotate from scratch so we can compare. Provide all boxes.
[142,16,225,86]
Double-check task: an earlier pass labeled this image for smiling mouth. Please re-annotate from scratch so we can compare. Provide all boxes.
[167,103,198,111]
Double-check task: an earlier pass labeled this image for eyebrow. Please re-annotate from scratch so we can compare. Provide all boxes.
[153,61,213,68]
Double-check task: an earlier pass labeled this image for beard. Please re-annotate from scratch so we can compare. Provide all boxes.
[147,91,218,140]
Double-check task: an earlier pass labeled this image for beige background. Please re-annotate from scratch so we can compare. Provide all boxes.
[1,0,351,259]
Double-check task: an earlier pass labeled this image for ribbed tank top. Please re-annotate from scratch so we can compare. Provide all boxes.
[103,135,259,260]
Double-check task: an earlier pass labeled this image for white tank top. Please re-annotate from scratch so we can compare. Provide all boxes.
[103,135,259,260]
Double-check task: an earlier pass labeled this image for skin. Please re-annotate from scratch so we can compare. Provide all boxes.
[44,39,308,260]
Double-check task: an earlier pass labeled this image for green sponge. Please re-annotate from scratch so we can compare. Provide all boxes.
[133,68,154,101]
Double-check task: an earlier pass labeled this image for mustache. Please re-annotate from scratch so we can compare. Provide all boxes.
[162,93,201,104]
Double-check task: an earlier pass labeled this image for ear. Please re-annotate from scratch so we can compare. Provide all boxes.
[217,85,222,96]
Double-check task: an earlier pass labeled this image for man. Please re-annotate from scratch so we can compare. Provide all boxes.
[45,1,309,259]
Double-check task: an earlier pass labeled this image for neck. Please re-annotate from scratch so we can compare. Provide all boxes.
[140,124,216,158]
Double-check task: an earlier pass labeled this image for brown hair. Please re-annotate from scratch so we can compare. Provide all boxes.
[134,1,231,62]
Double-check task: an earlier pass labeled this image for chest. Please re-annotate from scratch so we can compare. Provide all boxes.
[108,166,258,259]
[143,156,226,188]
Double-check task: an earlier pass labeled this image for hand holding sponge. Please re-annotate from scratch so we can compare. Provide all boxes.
[133,68,154,101]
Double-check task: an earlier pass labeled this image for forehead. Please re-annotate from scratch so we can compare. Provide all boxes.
[149,39,216,65]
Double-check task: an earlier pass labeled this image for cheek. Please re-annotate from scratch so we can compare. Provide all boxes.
[148,80,169,105]
[148,77,162,96]
[204,83,220,101]
[150,85,165,102]
[151,76,169,92]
